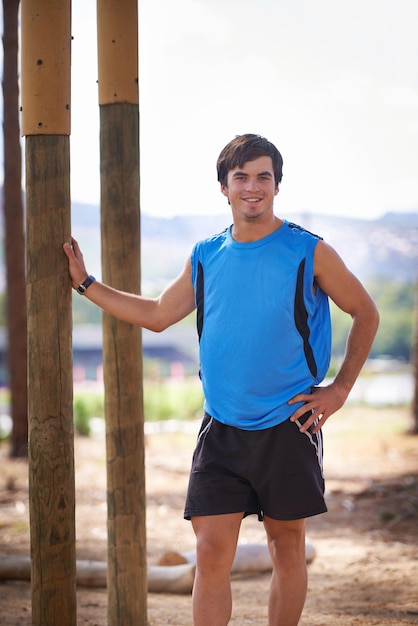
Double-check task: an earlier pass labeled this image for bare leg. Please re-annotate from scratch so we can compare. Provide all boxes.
[263,517,307,626]
[191,512,243,626]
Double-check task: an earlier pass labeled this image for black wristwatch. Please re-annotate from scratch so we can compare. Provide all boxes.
[76,275,96,295]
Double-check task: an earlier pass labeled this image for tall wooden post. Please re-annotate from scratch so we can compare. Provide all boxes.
[2,0,28,458]
[21,3,76,625]
[97,2,147,625]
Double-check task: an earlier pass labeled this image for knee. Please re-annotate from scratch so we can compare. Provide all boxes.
[268,535,305,568]
[195,537,234,575]
[266,522,306,568]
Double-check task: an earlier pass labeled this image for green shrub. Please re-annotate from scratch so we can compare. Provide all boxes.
[73,397,91,436]
[143,379,204,422]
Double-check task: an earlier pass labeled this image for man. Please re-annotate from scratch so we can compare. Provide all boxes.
[63,134,379,625]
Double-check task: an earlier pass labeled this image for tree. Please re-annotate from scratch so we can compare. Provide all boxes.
[2,0,28,457]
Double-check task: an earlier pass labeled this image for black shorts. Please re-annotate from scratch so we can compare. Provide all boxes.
[184,412,327,521]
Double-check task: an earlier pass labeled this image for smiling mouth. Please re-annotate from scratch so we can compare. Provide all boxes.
[243,198,262,203]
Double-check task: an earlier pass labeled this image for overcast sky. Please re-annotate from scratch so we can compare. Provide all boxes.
[2,0,418,220]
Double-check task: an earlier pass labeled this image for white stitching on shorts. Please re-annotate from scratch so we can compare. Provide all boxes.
[294,417,324,477]
[197,414,213,442]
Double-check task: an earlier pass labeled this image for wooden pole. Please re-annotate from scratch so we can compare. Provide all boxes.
[97,2,146,625]
[21,2,76,625]
[2,0,28,458]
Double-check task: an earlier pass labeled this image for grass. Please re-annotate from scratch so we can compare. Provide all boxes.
[73,378,204,435]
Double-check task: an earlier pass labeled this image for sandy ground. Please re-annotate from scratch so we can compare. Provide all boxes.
[1,405,418,625]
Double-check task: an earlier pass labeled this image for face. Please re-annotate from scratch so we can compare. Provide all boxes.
[220,156,279,222]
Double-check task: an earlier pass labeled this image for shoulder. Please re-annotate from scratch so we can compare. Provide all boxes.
[314,239,344,266]
[314,239,352,284]
[285,220,323,242]
[282,221,323,262]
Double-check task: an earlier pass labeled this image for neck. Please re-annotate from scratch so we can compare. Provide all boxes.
[231,215,283,243]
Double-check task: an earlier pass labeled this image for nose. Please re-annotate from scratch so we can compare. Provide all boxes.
[245,177,260,191]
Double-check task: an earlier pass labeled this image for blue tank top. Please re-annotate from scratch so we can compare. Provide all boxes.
[191,219,331,430]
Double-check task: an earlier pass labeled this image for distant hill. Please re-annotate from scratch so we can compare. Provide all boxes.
[69,202,418,289]
[1,196,417,289]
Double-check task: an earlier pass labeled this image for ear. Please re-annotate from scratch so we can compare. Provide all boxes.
[220,183,229,198]
[274,184,279,196]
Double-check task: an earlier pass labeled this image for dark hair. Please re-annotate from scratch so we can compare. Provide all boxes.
[216,134,283,187]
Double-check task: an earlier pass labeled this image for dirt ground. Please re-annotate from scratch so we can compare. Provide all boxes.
[1,405,418,625]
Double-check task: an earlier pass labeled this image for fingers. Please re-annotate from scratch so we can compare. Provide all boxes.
[70,237,79,251]
[63,238,88,290]
[288,393,314,421]
[63,238,81,260]
[288,388,328,432]
[288,392,311,406]
[288,384,345,433]
[291,407,327,434]
[63,241,73,258]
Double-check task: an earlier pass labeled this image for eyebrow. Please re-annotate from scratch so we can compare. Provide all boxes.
[232,170,273,178]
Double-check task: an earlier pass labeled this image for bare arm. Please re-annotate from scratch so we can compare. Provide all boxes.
[63,238,196,332]
[289,240,379,433]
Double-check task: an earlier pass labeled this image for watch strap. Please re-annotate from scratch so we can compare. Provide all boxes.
[76,275,96,295]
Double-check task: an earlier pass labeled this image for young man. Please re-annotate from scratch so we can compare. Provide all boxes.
[63,134,379,625]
